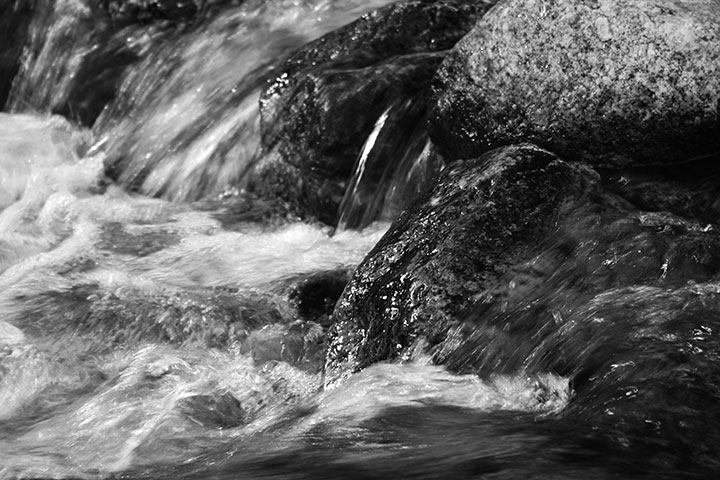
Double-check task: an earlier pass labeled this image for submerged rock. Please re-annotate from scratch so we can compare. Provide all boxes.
[430,0,720,167]
[178,391,246,428]
[249,0,495,225]
[14,283,293,351]
[287,269,352,325]
[599,159,720,224]
[326,144,598,382]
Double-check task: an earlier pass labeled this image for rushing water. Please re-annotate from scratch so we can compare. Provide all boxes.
[1,1,719,479]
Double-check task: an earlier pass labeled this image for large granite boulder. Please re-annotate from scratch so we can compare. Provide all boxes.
[249,0,496,226]
[430,0,720,167]
[326,140,720,384]
[325,144,599,382]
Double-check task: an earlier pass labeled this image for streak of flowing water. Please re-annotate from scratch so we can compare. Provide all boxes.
[335,96,442,232]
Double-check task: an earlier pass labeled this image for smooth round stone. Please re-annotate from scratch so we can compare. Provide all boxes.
[430,0,720,168]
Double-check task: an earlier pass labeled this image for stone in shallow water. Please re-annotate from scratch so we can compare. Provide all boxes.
[430,0,720,167]
[325,144,598,383]
[178,391,246,428]
[249,0,496,225]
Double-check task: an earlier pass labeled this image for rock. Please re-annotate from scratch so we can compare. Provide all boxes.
[178,391,246,428]
[435,208,720,375]
[286,269,353,326]
[447,283,720,464]
[325,144,599,383]
[249,0,496,226]
[598,158,720,224]
[430,0,720,167]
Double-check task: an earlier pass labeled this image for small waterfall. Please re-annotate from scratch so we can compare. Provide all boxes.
[93,0,397,202]
[335,95,443,231]
[7,0,397,203]
[7,0,98,115]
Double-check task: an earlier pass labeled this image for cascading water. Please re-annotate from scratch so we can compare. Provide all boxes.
[334,95,441,232]
[1,0,719,479]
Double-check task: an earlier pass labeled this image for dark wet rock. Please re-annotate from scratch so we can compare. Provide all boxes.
[449,283,720,466]
[248,0,496,225]
[430,0,720,167]
[0,0,36,110]
[178,391,246,428]
[325,144,599,382]
[286,269,353,326]
[425,199,720,375]
[599,159,720,225]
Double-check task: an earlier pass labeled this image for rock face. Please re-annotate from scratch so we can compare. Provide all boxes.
[326,144,598,382]
[430,0,720,167]
[249,0,496,226]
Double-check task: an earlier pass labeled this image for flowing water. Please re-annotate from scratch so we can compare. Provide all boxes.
[1,1,719,479]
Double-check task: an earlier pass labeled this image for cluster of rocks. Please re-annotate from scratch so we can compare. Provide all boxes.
[250,0,720,467]
[247,0,497,225]
[4,0,720,462]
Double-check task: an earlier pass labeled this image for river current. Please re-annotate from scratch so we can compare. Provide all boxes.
[0,1,718,479]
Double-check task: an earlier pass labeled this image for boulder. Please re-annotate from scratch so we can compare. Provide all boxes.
[249,0,496,226]
[325,144,599,382]
[178,391,246,428]
[430,0,720,167]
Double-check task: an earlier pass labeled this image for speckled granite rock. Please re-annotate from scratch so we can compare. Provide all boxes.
[325,144,599,383]
[430,0,720,167]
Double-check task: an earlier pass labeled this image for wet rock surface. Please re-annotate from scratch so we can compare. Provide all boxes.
[323,137,720,466]
[249,0,496,225]
[430,0,720,167]
[285,269,353,326]
[326,144,599,381]
[178,390,246,428]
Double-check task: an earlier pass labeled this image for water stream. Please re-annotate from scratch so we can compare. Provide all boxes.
[1,1,718,479]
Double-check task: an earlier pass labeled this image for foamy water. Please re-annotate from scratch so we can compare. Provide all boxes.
[0,112,572,478]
